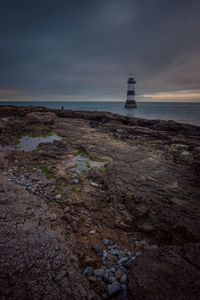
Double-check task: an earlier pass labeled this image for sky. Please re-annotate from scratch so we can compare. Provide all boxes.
[0,0,200,102]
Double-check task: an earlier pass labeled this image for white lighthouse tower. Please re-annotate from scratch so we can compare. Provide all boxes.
[124,75,137,108]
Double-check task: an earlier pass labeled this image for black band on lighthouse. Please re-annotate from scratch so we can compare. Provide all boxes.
[127,90,135,96]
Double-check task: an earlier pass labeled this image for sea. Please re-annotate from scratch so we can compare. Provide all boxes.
[0,101,200,126]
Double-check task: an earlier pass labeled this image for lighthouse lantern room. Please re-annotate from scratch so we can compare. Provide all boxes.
[124,76,137,108]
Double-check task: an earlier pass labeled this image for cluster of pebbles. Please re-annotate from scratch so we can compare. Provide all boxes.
[84,238,158,299]
[4,166,56,202]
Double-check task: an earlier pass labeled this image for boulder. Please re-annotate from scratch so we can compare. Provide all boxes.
[127,244,200,300]
[25,112,56,124]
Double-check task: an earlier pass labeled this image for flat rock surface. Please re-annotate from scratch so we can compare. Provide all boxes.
[127,244,200,300]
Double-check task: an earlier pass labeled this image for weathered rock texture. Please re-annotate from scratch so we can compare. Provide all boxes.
[0,174,97,300]
[25,112,56,124]
[0,105,200,299]
[127,244,200,300]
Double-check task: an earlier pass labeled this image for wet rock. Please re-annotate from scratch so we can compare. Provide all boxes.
[107,281,123,297]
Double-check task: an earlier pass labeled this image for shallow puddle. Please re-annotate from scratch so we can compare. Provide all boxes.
[66,154,106,173]
[18,134,62,151]
[1,117,8,122]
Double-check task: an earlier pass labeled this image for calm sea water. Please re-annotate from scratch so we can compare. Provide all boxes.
[0,101,200,126]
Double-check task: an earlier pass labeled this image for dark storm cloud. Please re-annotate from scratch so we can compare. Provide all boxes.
[0,0,200,100]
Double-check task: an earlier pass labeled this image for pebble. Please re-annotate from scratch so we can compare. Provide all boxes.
[109,276,117,283]
[103,250,107,258]
[72,178,79,184]
[69,209,76,215]
[92,245,101,255]
[94,269,104,277]
[101,293,107,299]
[55,194,62,199]
[89,230,96,234]
[181,150,191,156]
[90,182,99,187]
[102,238,109,246]
[103,272,110,283]
[111,267,116,272]
[111,249,119,256]
[136,251,142,256]
[117,257,129,264]
[150,244,158,249]
[120,274,127,284]
[119,266,128,274]
[107,281,122,297]
[84,267,94,276]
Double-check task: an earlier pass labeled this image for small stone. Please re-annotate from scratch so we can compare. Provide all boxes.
[111,249,119,256]
[50,213,57,221]
[109,276,117,283]
[103,272,110,283]
[72,178,79,184]
[92,245,101,255]
[136,251,142,256]
[89,230,96,234]
[94,269,104,277]
[84,267,94,276]
[119,266,128,274]
[102,238,109,246]
[107,281,122,297]
[101,293,107,300]
[181,150,191,156]
[69,209,76,215]
[150,244,158,249]
[111,267,116,273]
[55,194,61,199]
[90,181,99,187]
[120,274,127,284]
[117,257,129,264]
[103,249,107,258]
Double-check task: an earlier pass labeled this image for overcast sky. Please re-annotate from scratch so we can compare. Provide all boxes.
[1,0,200,102]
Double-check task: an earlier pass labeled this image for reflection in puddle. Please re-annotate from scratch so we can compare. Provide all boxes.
[66,154,106,173]
[1,117,9,122]
[18,134,62,151]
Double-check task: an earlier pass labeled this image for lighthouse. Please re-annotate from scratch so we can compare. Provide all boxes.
[124,75,137,108]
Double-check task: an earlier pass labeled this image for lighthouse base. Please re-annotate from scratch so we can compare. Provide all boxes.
[124,100,137,108]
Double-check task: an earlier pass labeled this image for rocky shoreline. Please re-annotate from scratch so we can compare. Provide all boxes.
[0,106,200,299]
